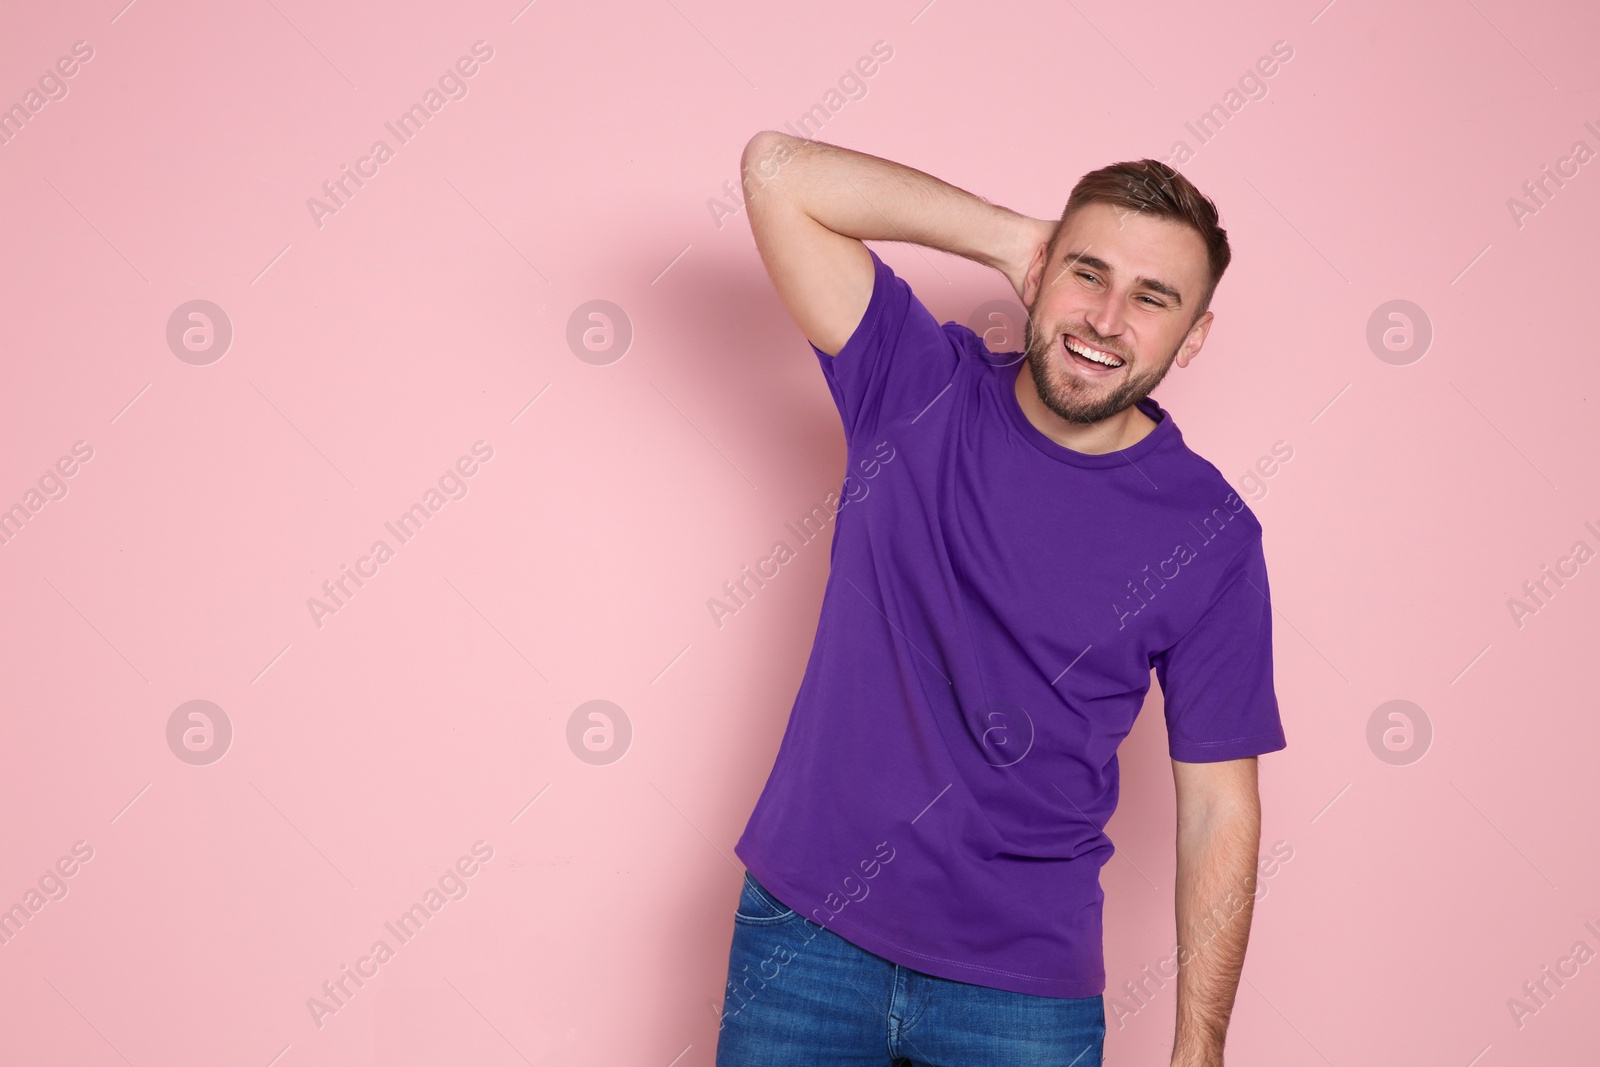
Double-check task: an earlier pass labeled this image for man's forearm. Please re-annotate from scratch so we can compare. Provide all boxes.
[1170,802,1261,1066]
[741,131,1034,275]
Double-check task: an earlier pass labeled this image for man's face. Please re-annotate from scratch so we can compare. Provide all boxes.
[1020,201,1214,426]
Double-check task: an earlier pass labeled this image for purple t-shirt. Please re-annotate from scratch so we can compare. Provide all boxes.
[733,248,1287,999]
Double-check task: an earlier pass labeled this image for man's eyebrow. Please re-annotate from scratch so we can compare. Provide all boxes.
[1059,249,1184,306]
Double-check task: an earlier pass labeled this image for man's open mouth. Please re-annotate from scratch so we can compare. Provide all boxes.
[1061,332,1125,371]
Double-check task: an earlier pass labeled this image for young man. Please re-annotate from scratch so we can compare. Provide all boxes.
[716,131,1287,1067]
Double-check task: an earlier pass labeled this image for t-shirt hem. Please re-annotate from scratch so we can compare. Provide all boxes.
[734,844,1106,1001]
[1169,733,1288,762]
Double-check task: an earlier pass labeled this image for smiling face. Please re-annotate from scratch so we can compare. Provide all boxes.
[1019,201,1216,426]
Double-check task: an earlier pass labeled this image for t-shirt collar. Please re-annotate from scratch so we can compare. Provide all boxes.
[999,363,1176,468]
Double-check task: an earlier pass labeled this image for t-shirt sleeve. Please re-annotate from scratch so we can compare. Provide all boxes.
[1152,534,1288,762]
[811,247,962,447]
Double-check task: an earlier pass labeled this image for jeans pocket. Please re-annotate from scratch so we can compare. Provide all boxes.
[733,871,799,926]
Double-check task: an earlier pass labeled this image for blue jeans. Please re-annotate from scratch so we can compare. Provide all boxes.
[715,871,1106,1066]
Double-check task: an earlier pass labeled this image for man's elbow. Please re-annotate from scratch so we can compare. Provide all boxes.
[741,131,803,206]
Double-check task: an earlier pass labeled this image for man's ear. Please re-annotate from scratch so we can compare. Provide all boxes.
[1022,239,1051,307]
[1174,309,1213,369]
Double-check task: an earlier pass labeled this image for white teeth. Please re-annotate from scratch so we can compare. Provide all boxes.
[1064,335,1123,367]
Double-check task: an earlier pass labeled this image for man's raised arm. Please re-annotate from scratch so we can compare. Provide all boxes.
[740,131,1056,356]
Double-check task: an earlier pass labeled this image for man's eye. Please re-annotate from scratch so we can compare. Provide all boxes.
[1076,271,1098,283]
[1138,295,1163,306]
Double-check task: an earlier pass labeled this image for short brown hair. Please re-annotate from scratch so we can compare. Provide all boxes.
[1047,159,1231,319]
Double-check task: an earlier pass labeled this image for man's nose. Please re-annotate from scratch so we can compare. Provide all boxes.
[1085,292,1126,342]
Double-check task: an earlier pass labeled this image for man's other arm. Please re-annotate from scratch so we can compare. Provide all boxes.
[739,131,1055,356]
[1169,755,1263,1067]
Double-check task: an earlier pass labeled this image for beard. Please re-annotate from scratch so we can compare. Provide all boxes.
[1020,310,1182,426]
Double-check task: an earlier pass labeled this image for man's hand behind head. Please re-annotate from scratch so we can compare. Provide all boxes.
[1004,217,1063,305]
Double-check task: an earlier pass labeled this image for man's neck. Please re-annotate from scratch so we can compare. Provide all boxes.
[1012,365,1157,456]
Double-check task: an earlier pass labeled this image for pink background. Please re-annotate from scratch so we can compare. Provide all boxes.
[2,0,1597,1063]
